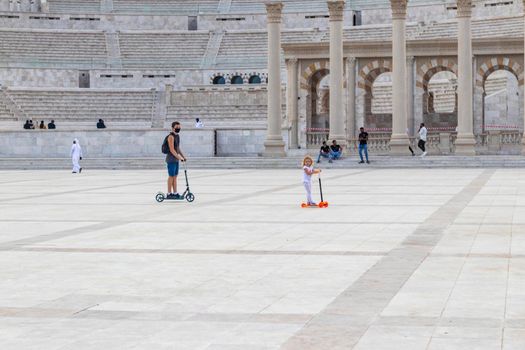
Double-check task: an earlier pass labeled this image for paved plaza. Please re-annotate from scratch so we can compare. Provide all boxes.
[0,167,525,349]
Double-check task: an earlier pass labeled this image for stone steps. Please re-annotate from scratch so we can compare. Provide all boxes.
[2,156,525,170]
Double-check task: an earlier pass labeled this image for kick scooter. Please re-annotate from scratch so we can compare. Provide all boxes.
[301,174,329,208]
[156,161,195,203]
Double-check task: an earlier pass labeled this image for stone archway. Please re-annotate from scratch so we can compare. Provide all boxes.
[357,58,392,130]
[475,56,524,132]
[299,60,331,146]
[417,58,459,130]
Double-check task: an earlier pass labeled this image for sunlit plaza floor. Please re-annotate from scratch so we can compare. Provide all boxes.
[1,168,525,349]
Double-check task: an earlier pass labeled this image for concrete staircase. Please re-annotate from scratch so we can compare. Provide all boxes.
[2,156,525,170]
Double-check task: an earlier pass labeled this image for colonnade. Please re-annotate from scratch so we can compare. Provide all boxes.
[264,0,525,155]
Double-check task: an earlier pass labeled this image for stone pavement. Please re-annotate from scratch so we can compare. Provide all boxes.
[0,168,524,349]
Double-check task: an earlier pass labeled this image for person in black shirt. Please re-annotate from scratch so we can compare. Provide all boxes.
[23,120,31,129]
[96,119,106,129]
[165,121,186,199]
[317,141,332,163]
[329,140,342,160]
[358,127,369,164]
[48,120,56,129]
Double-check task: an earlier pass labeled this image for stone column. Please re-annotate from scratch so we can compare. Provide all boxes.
[327,0,346,144]
[287,58,299,149]
[406,56,415,136]
[264,2,286,156]
[389,0,410,155]
[455,0,476,155]
[522,0,525,154]
[346,57,357,139]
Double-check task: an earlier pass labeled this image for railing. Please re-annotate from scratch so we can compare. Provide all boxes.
[306,131,329,147]
[476,130,522,155]
[307,130,522,155]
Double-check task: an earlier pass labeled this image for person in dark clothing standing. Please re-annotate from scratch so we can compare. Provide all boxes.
[358,127,369,164]
[165,121,186,199]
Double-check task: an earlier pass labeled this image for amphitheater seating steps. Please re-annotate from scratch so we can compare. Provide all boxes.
[485,76,508,96]
[0,30,107,63]
[119,32,209,69]
[47,0,101,13]
[113,0,220,14]
[0,103,16,121]
[168,105,267,128]
[215,31,268,68]
[228,0,348,13]
[6,89,156,124]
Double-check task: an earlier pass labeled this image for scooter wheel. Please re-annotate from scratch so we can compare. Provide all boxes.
[185,193,195,202]
[301,203,308,208]
[155,193,165,203]
[323,202,329,208]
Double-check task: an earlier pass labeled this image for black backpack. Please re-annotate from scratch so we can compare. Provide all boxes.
[161,134,170,154]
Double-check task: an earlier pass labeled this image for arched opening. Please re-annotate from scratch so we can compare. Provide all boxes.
[366,70,392,130]
[483,69,520,132]
[231,76,244,84]
[423,69,457,130]
[308,69,330,130]
[213,76,225,85]
[248,75,261,84]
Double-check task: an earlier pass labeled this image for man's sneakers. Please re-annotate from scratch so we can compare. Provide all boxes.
[359,160,365,164]
[421,152,427,158]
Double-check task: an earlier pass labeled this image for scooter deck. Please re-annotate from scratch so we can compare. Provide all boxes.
[301,202,329,208]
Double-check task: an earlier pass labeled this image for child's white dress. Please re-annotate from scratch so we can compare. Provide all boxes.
[303,165,313,204]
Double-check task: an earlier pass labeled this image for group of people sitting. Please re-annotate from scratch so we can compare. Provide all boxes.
[317,127,371,164]
[23,119,108,130]
[23,120,56,130]
[317,140,343,163]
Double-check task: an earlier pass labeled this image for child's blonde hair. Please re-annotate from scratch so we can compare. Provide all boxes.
[302,155,314,166]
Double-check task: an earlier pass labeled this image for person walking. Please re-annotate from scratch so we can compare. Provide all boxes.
[70,138,83,173]
[418,123,427,157]
[163,121,186,199]
[358,127,369,164]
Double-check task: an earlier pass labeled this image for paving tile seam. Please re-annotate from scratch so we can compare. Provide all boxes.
[0,170,374,250]
[0,307,314,324]
[10,246,525,259]
[3,307,525,329]
[281,169,495,350]
[4,247,390,256]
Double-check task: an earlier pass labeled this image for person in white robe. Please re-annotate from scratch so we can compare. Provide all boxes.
[71,138,83,173]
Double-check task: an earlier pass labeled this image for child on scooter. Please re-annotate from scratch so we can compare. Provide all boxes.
[302,156,321,206]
